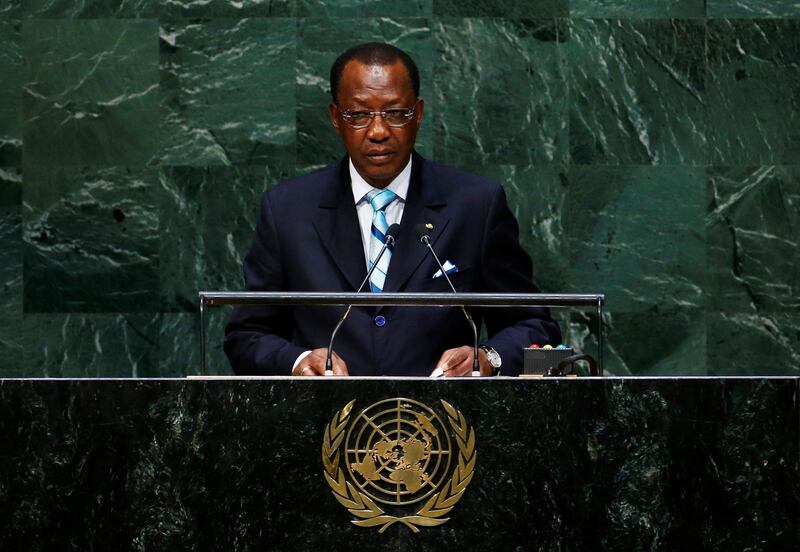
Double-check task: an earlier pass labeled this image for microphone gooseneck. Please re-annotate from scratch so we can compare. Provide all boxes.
[325,224,401,372]
[413,224,480,374]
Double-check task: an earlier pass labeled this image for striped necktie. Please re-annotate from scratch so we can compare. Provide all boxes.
[365,188,398,292]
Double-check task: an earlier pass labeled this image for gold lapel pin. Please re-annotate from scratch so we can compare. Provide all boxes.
[425,223,433,231]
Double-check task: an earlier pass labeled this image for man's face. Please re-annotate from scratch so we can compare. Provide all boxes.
[329,60,424,189]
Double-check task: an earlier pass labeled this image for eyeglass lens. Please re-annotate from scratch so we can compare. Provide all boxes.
[342,109,413,128]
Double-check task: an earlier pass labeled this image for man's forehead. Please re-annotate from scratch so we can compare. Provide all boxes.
[339,60,414,94]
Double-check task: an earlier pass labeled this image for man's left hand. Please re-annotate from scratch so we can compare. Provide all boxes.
[432,346,492,377]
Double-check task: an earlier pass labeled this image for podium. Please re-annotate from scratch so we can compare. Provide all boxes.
[2,294,797,548]
[1,377,797,549]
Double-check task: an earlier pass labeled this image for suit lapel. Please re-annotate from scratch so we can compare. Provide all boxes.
[312,158,366,291]
[382,153,450,294]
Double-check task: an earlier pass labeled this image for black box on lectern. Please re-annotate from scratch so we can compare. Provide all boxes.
[523,347,574,375]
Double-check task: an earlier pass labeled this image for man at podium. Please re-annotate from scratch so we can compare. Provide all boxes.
[224,42,560,377]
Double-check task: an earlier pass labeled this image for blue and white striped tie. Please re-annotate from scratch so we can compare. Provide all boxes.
[365,188,398,292]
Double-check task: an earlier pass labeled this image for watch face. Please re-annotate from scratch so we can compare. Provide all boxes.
[485,349,501,368]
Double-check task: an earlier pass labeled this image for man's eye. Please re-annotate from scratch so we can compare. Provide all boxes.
[384,110,410,123]
[347,112,371,122]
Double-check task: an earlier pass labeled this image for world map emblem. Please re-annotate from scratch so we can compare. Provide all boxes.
[322,398,476,533]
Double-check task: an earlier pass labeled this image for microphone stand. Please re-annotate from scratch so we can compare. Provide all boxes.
[419,234,480,375]
[325,229,398,373]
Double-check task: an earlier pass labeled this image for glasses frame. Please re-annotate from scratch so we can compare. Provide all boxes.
[337,104,418,129]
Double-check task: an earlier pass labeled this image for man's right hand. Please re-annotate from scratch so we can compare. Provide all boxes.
[291,348,349,376]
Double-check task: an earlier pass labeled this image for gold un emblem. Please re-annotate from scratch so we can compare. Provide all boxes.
[322,398,476,533]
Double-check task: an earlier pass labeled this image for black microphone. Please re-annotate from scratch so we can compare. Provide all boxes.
[414,223,480,375]
[325,223,401,373]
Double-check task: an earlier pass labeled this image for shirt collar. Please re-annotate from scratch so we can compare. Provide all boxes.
[350,156,412,205]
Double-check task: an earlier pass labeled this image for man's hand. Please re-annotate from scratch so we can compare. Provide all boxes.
[292,348,349,376]
[432,346,492,377]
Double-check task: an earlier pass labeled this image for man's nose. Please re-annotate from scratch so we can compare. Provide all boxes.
[367,113,391,141]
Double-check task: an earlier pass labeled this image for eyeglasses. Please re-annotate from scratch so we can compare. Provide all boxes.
[338,106,417,129]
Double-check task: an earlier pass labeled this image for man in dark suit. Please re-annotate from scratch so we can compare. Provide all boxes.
[224,43,560,377]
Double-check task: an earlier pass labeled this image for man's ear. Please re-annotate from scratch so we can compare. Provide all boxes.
[415,98,425,127]
[328,103,341,134]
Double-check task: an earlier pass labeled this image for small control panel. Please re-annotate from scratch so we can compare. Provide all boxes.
[522,344,574,376]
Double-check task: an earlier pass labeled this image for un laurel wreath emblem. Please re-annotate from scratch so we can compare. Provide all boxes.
[322,398,476,533]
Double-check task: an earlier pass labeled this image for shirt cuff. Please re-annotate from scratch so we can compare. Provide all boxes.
[291,350,313,374]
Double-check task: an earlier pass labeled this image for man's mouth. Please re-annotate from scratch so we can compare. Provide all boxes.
[366,151,395,163]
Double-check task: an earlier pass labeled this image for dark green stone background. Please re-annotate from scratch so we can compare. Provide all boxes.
[0,2,798,377]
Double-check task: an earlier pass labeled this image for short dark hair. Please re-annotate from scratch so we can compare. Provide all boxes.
[329,42,420,103]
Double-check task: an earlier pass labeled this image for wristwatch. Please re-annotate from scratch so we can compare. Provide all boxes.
[480,345,502,376]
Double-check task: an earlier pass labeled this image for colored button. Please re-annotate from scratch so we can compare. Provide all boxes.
[529,344,541,349]
[543,344,553,350]
[374,315,386,327]
[556,344,568,349]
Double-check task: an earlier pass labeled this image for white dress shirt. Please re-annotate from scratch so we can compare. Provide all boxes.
[350,157,411,268]
[292,156,412,373]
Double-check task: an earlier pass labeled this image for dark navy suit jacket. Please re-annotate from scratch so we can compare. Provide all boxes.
[224,151,561,376]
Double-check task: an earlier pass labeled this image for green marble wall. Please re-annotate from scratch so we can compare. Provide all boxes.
[0,2,798,377]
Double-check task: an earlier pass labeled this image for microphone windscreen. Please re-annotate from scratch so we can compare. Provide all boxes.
[386,223,401,242]
[413,223,429,243]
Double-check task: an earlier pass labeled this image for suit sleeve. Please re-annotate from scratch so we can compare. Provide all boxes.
[479,184,562,376]
[223,191,306,375]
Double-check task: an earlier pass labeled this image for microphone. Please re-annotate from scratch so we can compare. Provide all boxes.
[325,223,401,373]
[413,223,480,376]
